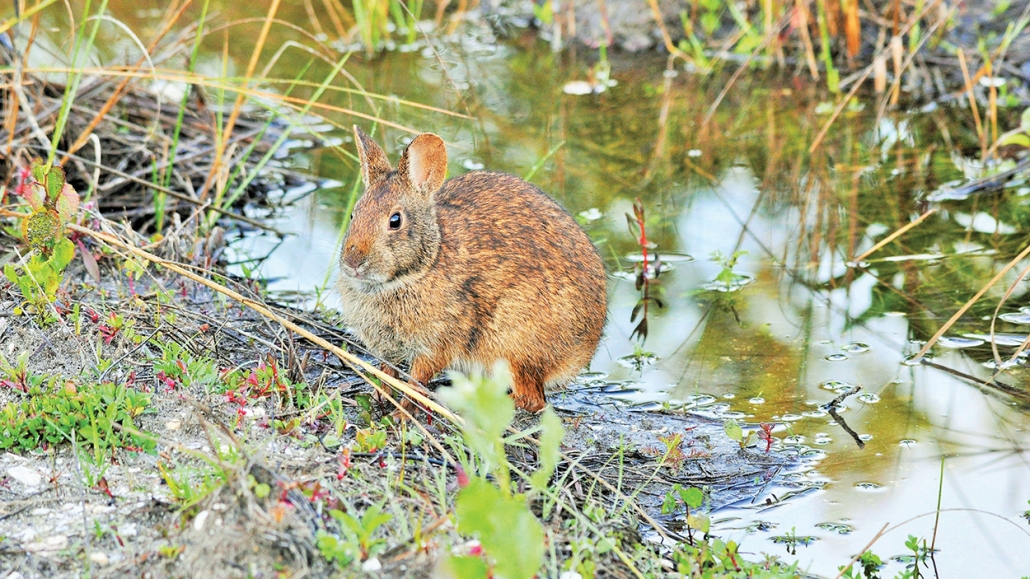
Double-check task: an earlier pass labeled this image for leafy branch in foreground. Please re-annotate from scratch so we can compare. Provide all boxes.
[3,159,81,317]
[436,362,562,579]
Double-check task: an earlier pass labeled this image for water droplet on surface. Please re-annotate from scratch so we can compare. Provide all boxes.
[840,342,870,353]
[824,353,850,362]
[781,413,804,422]
[722,393,735,399]
[749,397,765,404]
[858,434,873,441]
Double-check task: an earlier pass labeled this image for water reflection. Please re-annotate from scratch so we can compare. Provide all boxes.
[215,29,1030,579]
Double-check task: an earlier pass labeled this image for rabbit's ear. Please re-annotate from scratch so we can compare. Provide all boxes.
[354,126,392,188]
[397,133,447,197]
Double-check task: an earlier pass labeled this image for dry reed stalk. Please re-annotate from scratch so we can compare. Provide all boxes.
[957,49,987,160]
[913,242,1030,361]
[202,0,283,203]
[851,208,936,264]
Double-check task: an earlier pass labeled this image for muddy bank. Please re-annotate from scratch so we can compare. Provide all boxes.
[0,258,805,578]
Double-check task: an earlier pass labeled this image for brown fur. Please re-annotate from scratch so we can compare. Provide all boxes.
[338,127,607,412]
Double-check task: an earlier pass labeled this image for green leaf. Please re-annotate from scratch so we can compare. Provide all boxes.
[45,165,65,202]
[530,408,564,490]
[999,132,1030,148]
[51,237,75,272]
[440,362,515,474]
[687,513,711,534]
[723,419,743,442]
[455,478,544,579]
[680,486,704,509]
[438,555,490,579]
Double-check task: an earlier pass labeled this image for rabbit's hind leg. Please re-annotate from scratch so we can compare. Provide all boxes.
[510,362,547,413]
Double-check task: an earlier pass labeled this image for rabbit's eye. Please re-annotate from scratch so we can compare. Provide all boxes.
[388,212,402,230]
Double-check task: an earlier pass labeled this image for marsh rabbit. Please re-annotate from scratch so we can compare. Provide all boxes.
[337,127,606,412]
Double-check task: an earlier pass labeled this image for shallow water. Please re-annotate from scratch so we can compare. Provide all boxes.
[106,3,1030,575]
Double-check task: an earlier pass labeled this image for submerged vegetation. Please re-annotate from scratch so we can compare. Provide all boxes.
[1,0,1030,577]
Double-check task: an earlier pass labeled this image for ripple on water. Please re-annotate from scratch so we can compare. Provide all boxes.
[840,342,870,353]
[688,394,718,406]
[624,252,694,263]
[824,353,850,362]
[749,397,766,404]
[815,522,854,535]
[820,380,853,392]
[901,353,931,366]
[602,381,643,394]
[999,312,1030,324]
[899,439,917,447]
[780,413,804,422]
[701,273,755,292]
[854,482,884,492]
[962,333,1028,347]
[802,409,829,419]
[578,371,609,381]
[857,393,881,404]
[617,352,661,370]
[936,336,984,348]
[858,434,873,442]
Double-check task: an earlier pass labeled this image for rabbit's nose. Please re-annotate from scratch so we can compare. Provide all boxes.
[343,246,365,271]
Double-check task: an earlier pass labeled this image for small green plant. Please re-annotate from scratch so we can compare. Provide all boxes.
[317,501,393,566]
[708,250,751,291]
[671,536,800,576]
[770,526,817,556]
[724,418,756,449]
[839,550,883,579]
[154,341,218,390]
[895,535,933,579]
[4,159,80,317]
[0,376,154,454]
[661,483,710,542]
[158,461,226,509]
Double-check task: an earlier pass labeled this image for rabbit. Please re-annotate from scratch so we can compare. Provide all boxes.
[337,127,607,412]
